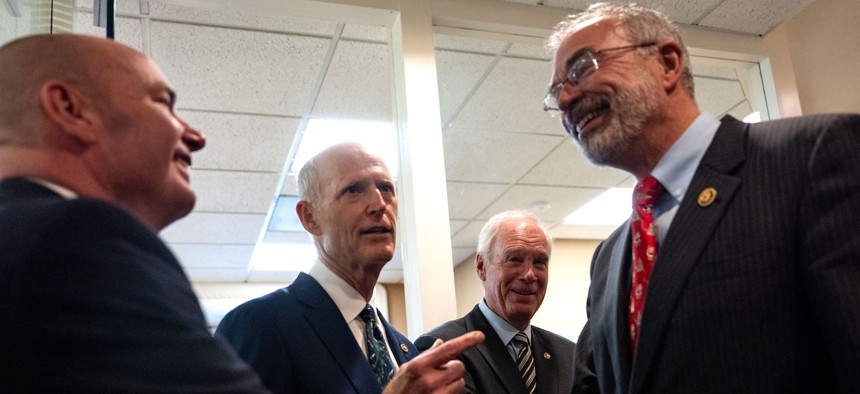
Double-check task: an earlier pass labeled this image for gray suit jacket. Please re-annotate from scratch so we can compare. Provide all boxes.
[416,305,575,394]
[574,114,860,393]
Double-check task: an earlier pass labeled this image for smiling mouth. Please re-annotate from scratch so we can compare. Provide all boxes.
[362,226,392,235]
[511,289,536,296]
[174,153,191,168]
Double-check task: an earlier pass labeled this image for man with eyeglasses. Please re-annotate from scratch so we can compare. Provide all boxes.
[545,3,860,393]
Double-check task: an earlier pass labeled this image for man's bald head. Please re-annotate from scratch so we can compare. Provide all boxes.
[0,35,145,141]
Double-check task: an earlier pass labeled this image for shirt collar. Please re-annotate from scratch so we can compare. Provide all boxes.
[478,299,532,345]
[308,259,369,324]
[27,177,78,199]
[651,112,720,211]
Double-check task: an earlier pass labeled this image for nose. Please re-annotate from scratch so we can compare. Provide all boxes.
[182,122,206,152]
[521,262,538,282]
[367,188,388,216]
[556,82,583,112]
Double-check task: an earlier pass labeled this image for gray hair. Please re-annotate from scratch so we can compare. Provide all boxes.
[476,210,553,261]
[546,2,695,99]
[296,156,321,207]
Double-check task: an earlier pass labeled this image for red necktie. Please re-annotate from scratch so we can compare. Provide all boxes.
[629,176,661,352]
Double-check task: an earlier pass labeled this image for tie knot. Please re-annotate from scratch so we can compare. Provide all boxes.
[359,304,377,325]
[634,176,661,206]
[513,331,530,346]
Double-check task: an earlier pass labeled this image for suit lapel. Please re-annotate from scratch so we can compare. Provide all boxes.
[531,329,557,394]
[378,312,416,365]
[596,225,635,391]
[292,273,379,393]
[466,307,527,394]
[630,117,747,392]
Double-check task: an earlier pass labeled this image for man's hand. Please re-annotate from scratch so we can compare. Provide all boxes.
[383,331,484,394]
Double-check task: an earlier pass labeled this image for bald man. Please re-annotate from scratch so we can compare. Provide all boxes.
[217,142,484,394]
[0,35,267,392]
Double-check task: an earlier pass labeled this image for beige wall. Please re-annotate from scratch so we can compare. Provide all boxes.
[383,284,408,334]
[771,0,860,114]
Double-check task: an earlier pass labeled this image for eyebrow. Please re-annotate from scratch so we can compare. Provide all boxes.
[563,46,595,71]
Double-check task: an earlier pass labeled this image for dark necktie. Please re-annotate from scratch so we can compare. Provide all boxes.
[629,176,661,352]
[513,331,537,394]
[359,304,396,388]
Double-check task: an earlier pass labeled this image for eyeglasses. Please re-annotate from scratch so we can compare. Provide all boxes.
[543,42,657,112]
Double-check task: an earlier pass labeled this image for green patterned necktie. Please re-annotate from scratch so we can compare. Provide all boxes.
[359,304,396,388]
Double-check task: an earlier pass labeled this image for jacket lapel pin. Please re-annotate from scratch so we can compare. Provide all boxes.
[697,187,717,207]
[400,343,409,353]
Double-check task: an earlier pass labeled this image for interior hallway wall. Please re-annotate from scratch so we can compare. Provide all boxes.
[768,0,860,114]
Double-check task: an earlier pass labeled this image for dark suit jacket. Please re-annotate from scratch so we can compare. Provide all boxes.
[216,272,418,394]
[0,178,267,393]
[415,304,575,394]
[574,114,860,393]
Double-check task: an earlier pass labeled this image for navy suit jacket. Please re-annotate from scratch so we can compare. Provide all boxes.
[574,114,860,393]
[415,305,575,394]
[0,178,267,393]
[216,272,418,394]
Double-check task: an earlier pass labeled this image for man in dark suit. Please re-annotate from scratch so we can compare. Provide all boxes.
[216,142,484,394]
[416,210,575,394]
[0,35,268,392]
[543,3,860,393]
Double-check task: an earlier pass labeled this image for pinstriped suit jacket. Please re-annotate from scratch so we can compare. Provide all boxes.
[573,114,860,393]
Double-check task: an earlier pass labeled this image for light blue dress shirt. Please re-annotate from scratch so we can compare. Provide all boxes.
[478,299,533,361]
[650,112,720,243]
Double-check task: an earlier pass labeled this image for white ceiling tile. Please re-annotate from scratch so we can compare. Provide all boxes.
[150,21,330,116]
[161,212,266,244]
[544,0,722,25]
[435,50,496,124]
[451,57,559,135]
[246,270,300,283]
[479,185,604,223]
[341,24,388,42]
[73,12,142,50]
[192,170,280,214]
[76,0,140,14]
[447,181,510,220]
[311,40,392,120]
[506,43,552,60]
[184,268,249,282]
[451,221,485,248]
[178,111,297,173]
[450,220,469,235]
[700,0,816,35]
[550,222,619,240]
[433,34,508,54]
[377,269,403,284]
[694,76,747,117]
[147,3,338,36]
[520,138,630,187]
[452,247,476,267]
[726,100,754,120]
[168,244,255,269]
[443,129,560,183]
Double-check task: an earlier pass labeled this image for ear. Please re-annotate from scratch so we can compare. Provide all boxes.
[40,80,99,145]
[296,200,323,236]
[656,40,685,94]
[476,253,487,281]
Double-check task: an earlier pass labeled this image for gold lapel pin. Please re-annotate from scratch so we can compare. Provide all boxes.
[543,352,551,359]
[400,343,409,353]
[697,187,717,207]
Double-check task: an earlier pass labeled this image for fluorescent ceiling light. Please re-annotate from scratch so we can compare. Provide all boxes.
[742,111,761,123]
[563,187,632,226]
[249,242,318,272]
[289,118,398,176]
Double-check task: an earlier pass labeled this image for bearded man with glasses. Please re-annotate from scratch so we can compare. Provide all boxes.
[545,3,860,394]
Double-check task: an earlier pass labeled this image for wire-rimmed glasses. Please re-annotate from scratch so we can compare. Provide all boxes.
[543,42,657,113]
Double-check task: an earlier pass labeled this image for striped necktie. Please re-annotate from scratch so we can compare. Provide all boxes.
[513,331,536,393]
